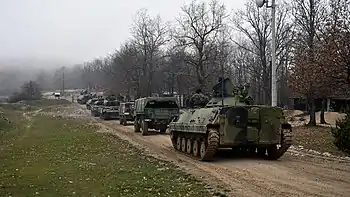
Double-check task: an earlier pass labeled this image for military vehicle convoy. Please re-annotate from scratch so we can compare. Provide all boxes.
[77,94,91,104]
[134,97,180,135]
[90,100,105,117]
[98,100,120,120]
[119,102,135,126]
[77,89,92,104]
[86,98,98,110]
[168,78,292,161]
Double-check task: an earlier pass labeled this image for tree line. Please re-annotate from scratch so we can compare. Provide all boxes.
[38,0,349,126]
[80,0,295,103]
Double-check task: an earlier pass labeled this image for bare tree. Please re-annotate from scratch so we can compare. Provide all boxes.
[231,0,294,105]
[131,8,170,96]
[174,0,229,90]
[289,0,328,126]
[81,59,106,91]
[114,41,140,96]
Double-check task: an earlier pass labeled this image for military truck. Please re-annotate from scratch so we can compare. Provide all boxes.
[90,100,105,117]
[86,98,99,110]
[98,100,120,120]
[119,102,135,126]
[134,97,180,135]
[168,78,292,161]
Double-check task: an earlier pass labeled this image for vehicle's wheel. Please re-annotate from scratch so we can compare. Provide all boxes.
[170,131,175,140]
[170,131,176,148]
[181,137,186,152]
[199,142,207,160]
[186,139,192,154]
[176,136,181,150]
[134,118,140,133]
[141,120,148,136]
[193,140,199,157]
[160,129,166,134]
[266,145,278,160]
[247,147,256,156]
[257,147,267,157]
[122,117,127,126]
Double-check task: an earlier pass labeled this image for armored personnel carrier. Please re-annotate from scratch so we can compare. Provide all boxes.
[98,99,120,120]
[86,98,98,110]
[134,97,180,136]
[90,99,104,117]
[168,78,292,161]
[77,93,93,104]
[77,89,92,104]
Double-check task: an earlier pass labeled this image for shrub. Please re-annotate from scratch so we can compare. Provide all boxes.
[7,80,42,103]
[8,92,29,103]
[331,113,350,155]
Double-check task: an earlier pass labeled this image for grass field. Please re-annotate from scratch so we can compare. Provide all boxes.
[0,101,215,197]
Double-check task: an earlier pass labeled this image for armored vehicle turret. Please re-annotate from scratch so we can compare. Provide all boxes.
[77,89,92,104]
[77,94,92,104]
[168,78,292,161]
[86,98,99,110]
[98,100,120,120]
[90,99,104,117]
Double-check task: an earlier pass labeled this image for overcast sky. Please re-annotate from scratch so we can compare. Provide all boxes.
[0,0,247,65]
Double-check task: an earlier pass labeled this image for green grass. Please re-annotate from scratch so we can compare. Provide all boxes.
[0,103,213,197]
[0,112,14,133]
[0,99,71,112]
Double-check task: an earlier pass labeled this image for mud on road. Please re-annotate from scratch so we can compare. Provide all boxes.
[70,103,350,197]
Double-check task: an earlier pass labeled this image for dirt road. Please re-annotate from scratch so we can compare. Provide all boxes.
[68,103,350,197]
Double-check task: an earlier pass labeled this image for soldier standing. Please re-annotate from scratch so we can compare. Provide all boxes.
[189,89,209,108]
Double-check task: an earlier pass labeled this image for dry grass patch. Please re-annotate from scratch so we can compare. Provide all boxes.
[293,126,347,156]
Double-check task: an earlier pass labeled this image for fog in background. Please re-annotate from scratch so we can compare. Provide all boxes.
[0,0,245,94]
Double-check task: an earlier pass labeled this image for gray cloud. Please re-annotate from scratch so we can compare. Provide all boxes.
[0,0,246,65]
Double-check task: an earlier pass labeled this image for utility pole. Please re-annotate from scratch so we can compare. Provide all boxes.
[61,67,65,97]
[271,0,277,107]
[256,0,277,107]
